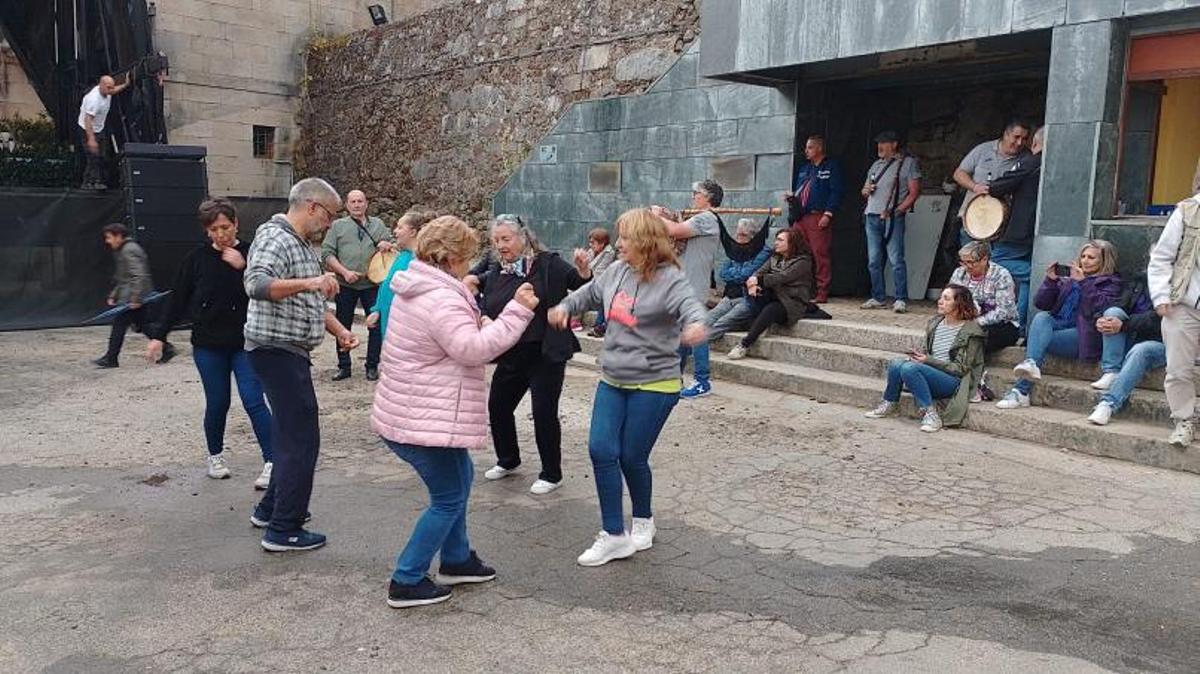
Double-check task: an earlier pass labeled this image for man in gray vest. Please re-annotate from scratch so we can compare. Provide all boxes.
[321,189,394,381]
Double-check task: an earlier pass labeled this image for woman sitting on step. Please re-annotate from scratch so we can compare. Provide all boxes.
[1087,275,1164,426]
[727,228,828,360]
[996,240,1123,410]
[864,284,985,432]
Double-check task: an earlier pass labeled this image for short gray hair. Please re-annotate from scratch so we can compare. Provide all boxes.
[959,240,991,261]
[288,177,340,209]
[489,214,544,255]
[691,179,724,207]
[735,217,759,237]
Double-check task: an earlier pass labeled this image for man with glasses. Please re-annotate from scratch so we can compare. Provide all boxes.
[243,177,359,552]
[949,241,1019,354]
[321,189,394,381]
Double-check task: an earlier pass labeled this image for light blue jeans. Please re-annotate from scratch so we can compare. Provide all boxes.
[883,359,961,409]
[991,242,1031,329]
[386,441,474,585]
[865,213,907,302]
[1015,309,1128,394]
[1100,340,1166,411]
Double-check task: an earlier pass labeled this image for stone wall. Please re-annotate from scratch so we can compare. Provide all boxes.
[0,43,46,119]
[298,0,701,223]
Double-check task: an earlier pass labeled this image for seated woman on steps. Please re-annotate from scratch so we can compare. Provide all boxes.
[995,240,1123,410]
[1087,275,1164,426]
[864,284,985,432]
[727,228,828,360]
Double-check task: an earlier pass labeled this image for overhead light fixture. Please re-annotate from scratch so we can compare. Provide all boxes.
[368,4,388,25]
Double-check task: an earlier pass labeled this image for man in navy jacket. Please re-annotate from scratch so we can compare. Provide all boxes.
[786,135,843,302]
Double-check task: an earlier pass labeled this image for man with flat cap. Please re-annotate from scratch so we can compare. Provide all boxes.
[860,130,922,313]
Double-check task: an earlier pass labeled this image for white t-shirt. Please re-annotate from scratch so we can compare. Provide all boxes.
[78,86,112,133]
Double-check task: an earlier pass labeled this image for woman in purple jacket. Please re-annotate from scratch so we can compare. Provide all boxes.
[996,240,1123,409]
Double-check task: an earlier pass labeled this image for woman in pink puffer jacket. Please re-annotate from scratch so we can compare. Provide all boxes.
[370,216,539,609]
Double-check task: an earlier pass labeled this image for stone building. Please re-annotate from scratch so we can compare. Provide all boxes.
[0,40,45,119]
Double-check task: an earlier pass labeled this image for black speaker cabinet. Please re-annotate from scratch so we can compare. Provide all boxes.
[120,143,209,287]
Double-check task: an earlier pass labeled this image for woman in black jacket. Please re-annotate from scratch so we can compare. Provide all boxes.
[728,228,824,359]
[147,198,273,487]
[466,214,591,495]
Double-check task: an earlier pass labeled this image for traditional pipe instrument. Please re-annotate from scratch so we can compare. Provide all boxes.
[679,207,782,217]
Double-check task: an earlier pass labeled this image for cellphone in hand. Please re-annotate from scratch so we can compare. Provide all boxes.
[1053,263,1071,277]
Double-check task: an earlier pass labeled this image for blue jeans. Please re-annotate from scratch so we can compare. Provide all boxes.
[883,359,961,409]
[386,441,474,585]
[706,296,757,341]
[679,343,710,384]
[1099,308,1130,373]
[865,213,907,301]
[249,348,319,533]
[1015,312,1080,394]
[991,242,1031,329]
[588,381,678,535]
[1100,340,1166,411]
[193,346,273,460]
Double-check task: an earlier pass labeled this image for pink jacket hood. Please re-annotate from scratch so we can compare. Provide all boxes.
[370,260,534,449]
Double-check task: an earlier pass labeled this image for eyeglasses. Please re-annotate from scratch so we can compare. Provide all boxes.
[959,257,984,265]
[309,200,337,221]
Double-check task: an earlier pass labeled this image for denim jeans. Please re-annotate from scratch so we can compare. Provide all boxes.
[1015,311,1080,395]
[706,296,757,341]
[1100,341,1166,411]
[991,243,1032,329]
[588,381,678,535]
[193,346,273,460]
[865,213,907,302]
[334,285,382,370]
[386,441,474,585]
[249,348,319,533]
[1099,307,1131,373]
[883,359,962,409]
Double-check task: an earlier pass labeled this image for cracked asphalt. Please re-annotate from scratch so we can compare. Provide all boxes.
[1,326,1198,673]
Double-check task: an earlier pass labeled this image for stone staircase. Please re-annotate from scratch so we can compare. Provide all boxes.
[570,299,1200,475]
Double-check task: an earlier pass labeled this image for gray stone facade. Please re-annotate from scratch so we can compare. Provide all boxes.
[493,42,796,252]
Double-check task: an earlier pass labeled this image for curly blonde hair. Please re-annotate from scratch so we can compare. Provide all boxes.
[416,215,479,273]
[617,208,678,280]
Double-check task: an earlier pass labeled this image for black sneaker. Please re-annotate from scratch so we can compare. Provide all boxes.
[434,550,496,585]
[387,577,451,608]
[261,528,326,552]
[158,342,177,364]
[365,366,379,381]
[332,367,351,381]
[250,507,312,528]
[92,356,118,368]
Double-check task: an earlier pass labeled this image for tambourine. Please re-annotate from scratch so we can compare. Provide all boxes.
[366,250,398,284]
[963,194,1009,241]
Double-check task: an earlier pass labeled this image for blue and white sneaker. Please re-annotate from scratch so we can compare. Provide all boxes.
[261,528,326,552]
[679,380,712,399]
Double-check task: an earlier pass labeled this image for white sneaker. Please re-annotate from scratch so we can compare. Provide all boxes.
[630,517,656,551]
[254,462,272,490]
[1088,402,1114,426]
[919,408,943,433]
[1169,418,1194,447]
[576,531,637,567]
[728,344,748,360]
[529,479,561,495]
[893,300,907,314]
[1090,372,1118,390]
[864,401,896,419]
[1013,358,1042,381]
[861,298,886,309]
[995,389,1030,409]
[206,453,231,479]
[484,465,517,480]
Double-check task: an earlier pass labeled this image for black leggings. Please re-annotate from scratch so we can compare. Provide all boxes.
[741,301,790,347]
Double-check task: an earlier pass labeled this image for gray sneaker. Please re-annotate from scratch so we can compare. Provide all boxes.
[1169,418,1194,447]
[864,401,896,418]
[919,408,943,432]
[861,298,886,309]
[727,344,748,360]
[893,300,908,314]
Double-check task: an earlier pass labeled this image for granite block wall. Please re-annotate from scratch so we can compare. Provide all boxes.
[492,41,796,252]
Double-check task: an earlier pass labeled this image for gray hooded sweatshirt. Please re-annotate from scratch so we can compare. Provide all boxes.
[556,260,707,385]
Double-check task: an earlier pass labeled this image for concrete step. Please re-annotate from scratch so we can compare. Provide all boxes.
[705,333,1173,425]
[568,350,1200,475]
[778,319,1167,391]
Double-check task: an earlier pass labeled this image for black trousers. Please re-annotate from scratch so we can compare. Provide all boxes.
[489,342,566,483]
[250,348,320,533]
[103,305,156,362]
[78,127,108,187]
[742,301,790,347]
[334,284,381,369]
[982,321,1020,354]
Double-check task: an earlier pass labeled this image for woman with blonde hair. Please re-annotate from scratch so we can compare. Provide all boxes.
[550,208,708,567]
[371,215,540,608]
[996,239,1123,409]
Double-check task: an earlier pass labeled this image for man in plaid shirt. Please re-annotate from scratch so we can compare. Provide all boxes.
[243,177,359,553]
[950,240,1019,353]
